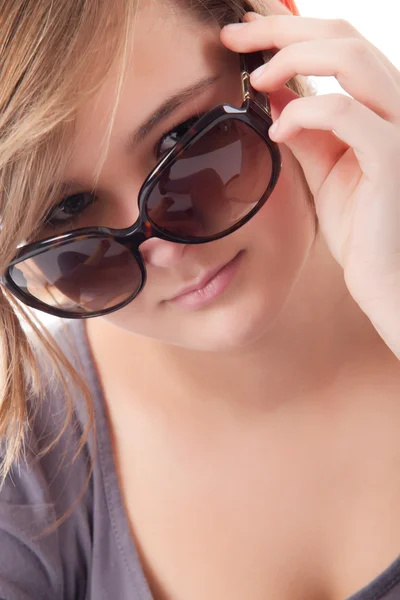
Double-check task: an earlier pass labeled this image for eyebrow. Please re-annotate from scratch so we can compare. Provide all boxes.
[61,74,221,196]
[125,74,221,149]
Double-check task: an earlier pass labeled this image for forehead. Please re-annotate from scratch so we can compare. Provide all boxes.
[65,2,229,178]
[124,1,223,83]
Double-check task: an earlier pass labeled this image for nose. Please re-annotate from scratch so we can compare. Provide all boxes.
[139,238,186,268]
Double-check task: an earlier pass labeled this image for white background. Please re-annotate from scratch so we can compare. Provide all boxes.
[295,0,399,95]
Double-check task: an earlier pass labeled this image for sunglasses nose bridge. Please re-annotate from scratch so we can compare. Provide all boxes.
[117,218,159,253]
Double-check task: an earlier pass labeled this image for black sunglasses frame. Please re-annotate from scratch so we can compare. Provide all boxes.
[1,52,283,319]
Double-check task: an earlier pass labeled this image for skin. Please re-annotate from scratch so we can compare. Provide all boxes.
[57,0,400,598]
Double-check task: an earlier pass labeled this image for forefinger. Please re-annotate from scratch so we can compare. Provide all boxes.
[221,14,400,88]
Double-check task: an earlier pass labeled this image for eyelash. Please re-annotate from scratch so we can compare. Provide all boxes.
[46,212,81,232]
[43,113,204,233]
[44,192,98,232]
[155,114,202,157]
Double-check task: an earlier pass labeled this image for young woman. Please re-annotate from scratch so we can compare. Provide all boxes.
[1,0,400,598]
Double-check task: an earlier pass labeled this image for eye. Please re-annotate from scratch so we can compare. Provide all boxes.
[156,115,203,158]
[45,192,97,227]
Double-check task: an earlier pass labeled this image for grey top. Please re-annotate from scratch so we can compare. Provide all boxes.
[0,318,400,600]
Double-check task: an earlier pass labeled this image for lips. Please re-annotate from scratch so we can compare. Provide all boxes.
[165,250,244,310]
[168,253,240,301]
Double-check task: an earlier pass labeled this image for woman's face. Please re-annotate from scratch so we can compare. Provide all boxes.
[61,2,316,351]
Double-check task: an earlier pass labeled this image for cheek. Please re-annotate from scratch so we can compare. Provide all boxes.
[100,285,172,340]
[101,293,154,329]
[244,148,316,261]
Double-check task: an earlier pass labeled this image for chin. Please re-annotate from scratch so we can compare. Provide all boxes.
[166,284,287,353]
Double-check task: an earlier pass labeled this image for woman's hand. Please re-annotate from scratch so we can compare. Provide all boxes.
[221,12,400,358]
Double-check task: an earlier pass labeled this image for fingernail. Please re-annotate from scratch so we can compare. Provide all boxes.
[243,11,263,21]
[269,119,280,137]
[251,65,265,81]
[223,22,248,31]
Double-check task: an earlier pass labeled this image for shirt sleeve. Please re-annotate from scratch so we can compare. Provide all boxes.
[0,461,64,600]
[0,323,94,600]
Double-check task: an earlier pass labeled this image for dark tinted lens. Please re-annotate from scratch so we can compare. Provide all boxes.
[146,119,273,239]
[9,237,142,315]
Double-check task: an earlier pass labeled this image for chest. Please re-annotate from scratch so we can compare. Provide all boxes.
[105,394,400,600]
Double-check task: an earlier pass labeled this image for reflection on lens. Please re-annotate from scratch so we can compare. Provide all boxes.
[9,236,142,315]
[146,119,273,239]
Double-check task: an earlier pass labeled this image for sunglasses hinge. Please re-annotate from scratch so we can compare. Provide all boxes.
[241,71,251,102]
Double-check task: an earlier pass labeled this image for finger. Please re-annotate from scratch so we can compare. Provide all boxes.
[221,15,400,88]
[269,93,399,191]
[249,38,400,124]
[268,86,349,192]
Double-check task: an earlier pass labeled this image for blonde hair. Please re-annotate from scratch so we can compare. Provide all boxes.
[0,0,313,522]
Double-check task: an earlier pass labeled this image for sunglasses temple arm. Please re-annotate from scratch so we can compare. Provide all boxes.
[240,53,273,119]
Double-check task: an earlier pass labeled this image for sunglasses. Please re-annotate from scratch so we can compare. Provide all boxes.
[1,52,282,319]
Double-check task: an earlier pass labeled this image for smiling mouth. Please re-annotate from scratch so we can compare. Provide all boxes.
[167,250,245,310]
